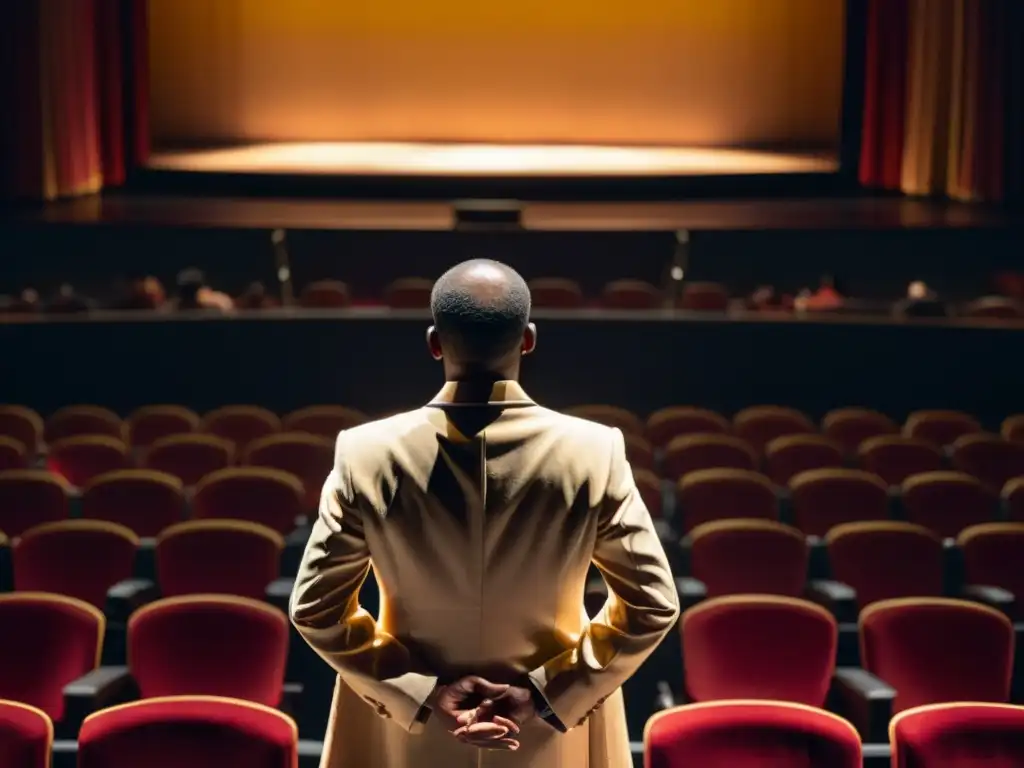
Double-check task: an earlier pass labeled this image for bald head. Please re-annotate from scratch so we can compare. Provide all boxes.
[430,259,531,368]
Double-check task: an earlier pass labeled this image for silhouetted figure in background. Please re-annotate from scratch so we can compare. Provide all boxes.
[45,284,92,314]
[235,281,278,311]
[172,268,233,313]
[894,281,948,318]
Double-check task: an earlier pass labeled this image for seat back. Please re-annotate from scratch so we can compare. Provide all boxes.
[0,699,52,768]
[901,471,996,538]
[645,701,861,768]
[826,522,944,610]
[633,469,664,518]
[13,521,138,609]
[299,280,350,309]
[128,596,288,706]
[677,469,778,532]
[0,406,43,456]
[565,405,644,435]
[822,407,897,455]
[78,696,297,768]
[0,470,71,537]
[383,277,432,309]
[764,435,844,485]
[890,703,1024,768]
[0,593,103,720]
[601,279,661,310]
[45,405,123,443]
[682,596,837,707]
[144,434,234,486]
[623,433,655,472]
[0,437,26,471]
[192,468,305,535]
[663,435,757,481]
[281,405,366,438]
[46,436,130,487]
[81,470,184,537]
[904,410,982,448]
[646,406,730,449]
[201,406,280,451]
[126,406,199,449]
[860,598,1014,713]
[858,436,945,487]
[789,469,889,536]
[690,520,807,598]
[157,521,283,599]
[680,282,729,311]
[1002,414,1024,443]
[733,406,815,453]
[958,523,1024,620]
[1005,479,1024,523]
[527,278,584,309]
[244,433,334,510]
[950,434,1024,492]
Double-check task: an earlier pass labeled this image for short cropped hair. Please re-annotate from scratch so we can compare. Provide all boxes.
[430,259,531,364]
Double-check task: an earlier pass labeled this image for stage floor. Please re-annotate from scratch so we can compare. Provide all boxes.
[147,142,838,178]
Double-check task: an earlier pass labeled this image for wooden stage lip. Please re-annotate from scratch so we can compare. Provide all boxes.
[7,196,1016,233]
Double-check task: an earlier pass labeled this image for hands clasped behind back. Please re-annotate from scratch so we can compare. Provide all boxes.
[432,675,539,751]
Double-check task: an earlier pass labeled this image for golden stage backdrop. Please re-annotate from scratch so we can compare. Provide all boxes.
[149,0,845,148]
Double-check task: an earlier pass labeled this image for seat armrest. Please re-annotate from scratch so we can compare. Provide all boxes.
[266,577,295,615]
[298,740,324,768]
[280,681,304,721]
[654,681,676,712]
[676,535,693,577]
[962,584,1015,617]
[805,579,858,624]
[105,579,159,624]
[829,667,895,744]
[0,538,11,592]
[806,536,830,581]
[134,538,158,582]
[674,577,707,611]
[61,666,137,737]
[281,527,309,578]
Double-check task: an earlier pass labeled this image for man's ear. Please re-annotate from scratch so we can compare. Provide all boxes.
[521,323,537,356]
[427,326,443,360]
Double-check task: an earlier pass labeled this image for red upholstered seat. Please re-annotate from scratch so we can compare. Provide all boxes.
[601,279,661,310]
[13,521,138,609]
[645,700,861,768]
[633,469,664,518]
[78,696,297,768]
[201,406,280,451]
[679,282,729,311]
[681,596,837,707]
[890,702,1024,768]
[0,700,52,768]
[860,598,1014,713]
[676,469,778,532]
[126,405,199,449]
[244,433,334,510]
[646,406,730,449]
[192,468,305,535]
[0,437,26,471]
[383,277,433,309]
[81,470,184,537]
[281,405,367,439]
[565,405,644,435]
[45,405,123,444]
[623,433,655,472]
[901,471,996,538]
[299,280,350,309]
[822,407,898,455]
[958,523,1024,620]
[789,468,889,536]
[0,406,43,456]
[689,520,807,598]
[1004,478,1024,523]
[733,406,815,454]
[664,435,757,481]
[0,593,103,721]
[764,435,844,485]
[858,436,945,487]
[46,436,130,488]
[0,470,71,537]
[156,521,283,599]
[128,596,288,707]
[825,522,944,610]
[144,434,234,487]
[527,278,584,309]
[903,409,982,448]
[950,433,1024,493]
[1002,414,1024,443]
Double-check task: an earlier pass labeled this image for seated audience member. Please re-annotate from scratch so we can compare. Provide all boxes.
[113,274,166,310]
[0,288,41,314]
[45,284,92,314]
[796,275,844,312]
[893,281,947,318]
[235,282,278,311]
[172,268,234,313]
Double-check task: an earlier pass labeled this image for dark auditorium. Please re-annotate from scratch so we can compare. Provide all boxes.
[2,0,1024,767]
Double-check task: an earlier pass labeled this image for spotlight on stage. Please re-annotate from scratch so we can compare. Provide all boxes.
[453,199,523,230]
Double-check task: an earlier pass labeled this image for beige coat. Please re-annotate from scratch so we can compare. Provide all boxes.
[290,381,679,768]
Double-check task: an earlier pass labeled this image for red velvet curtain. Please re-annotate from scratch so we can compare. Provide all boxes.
[1,0,148,201]
[859,0,1022,204]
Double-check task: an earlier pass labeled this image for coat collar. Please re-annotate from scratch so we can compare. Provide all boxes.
[428,380,535,407]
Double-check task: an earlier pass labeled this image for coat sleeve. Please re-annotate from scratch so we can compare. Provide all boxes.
[527,427,680,731]
[288,435,438,733]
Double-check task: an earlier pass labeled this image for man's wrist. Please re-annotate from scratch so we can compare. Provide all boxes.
[527,679,566,733]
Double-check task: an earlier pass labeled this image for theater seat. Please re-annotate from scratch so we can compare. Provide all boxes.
[858,436,945,487]
[821,407,897,455]
[12,521,138,609]
[201,406,280,451]
[128,596,288,706]
[0,699,52,768]
[0,406,43,457]
[45,406,124,444]
[77,696,297,768]
[900,471,996,538]
[950,433,1024,493]
[281,405,366,439]
[0,437,26,471]
[143,434,234,487]
[825,522,944,610]
[663,435,757,481]
[646,406,730,449]
[681,596,837,706]
[1005,478,1024,523]
[860,598,1013,712]
[634,469,664,518]
[676,469,778,532]
[565,405,644,435]
[244,433,334,510]
[126,406,199,449]
[789,469,889,537]
[764,435,844,485]
[192,468,305,535]
[383,277,432,309]
[601,279,662,310]
[1002,414,1024,443]
[679,282,729,311]
[890,702,1024,768]
[81,470,184,537]
[527,278,585,309]
[958,523,1024,620]
[47,436,130,488]
[645,700,861,768]
[0,593,103,721]
[0,470,71,537]
[904,410,982,448]
[688,520,807,598]
[156,521,283,599]
[299,280,350,309]
[733,406,815,454]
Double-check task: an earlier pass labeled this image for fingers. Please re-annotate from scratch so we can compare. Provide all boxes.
[453,722,509,740]
[455,676,510,699]
[459,736,520,751]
